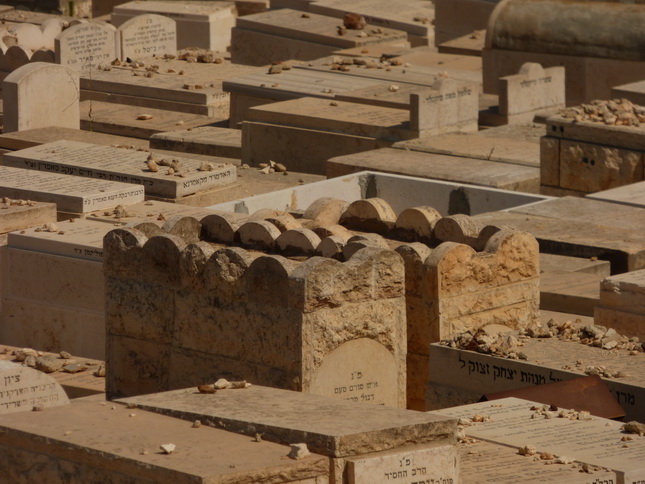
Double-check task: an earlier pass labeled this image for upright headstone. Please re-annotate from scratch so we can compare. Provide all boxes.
[55,22,118,73]
[2,62,79,133]
[118,14,177,61]
[0,361,70,414]
[499,63,565,122]
[410,78,479,135]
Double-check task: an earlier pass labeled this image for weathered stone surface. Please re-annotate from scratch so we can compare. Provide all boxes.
[0,360,69,414]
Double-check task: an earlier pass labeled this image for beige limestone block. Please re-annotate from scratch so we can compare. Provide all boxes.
[3,62,80,133]
[594,306,645,341]
[342,233,390,260]
[161,215,202,244]
[203,247,255,286]
[201,213,246,244]
[310,224,352,241]
[317,236,346,259]
[539,136,560,187]
[434,214,481,244]
[394,206,442,241]
[276,228,321,256]
[499,63,565,117]
[266,213,302,232]
[0,361,70,414]
[559,140,644,193]
[339,198,397,234]
[237,220,281,250]
[303,197,350,227]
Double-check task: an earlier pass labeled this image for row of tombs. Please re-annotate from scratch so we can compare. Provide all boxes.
[96,195,540,411]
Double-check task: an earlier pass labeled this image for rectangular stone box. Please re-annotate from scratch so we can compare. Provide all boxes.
[117,385,457,458]
[430,397,645,483]
[428,340,645,422]
[3,140,237,199]
[612,79,645,106]
[0,165,145,213]
[0,395,330,483]
[595,269,645,341]
[112,1,236,51]
[149,127,242,159]
[0,202,56,235]
[587,180,645,209]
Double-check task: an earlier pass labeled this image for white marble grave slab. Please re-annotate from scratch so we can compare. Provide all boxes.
[0,166,144,213]
[3,140,236,199]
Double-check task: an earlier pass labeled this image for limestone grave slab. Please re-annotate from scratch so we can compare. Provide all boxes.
[55,22,118,72]
[149,126,241,159]
[434,0,497,45]
[539,271,601,316]
[393,127,541,168]
[498,63,565,123]
[459,435,618,484]
[587,180,645,209]
[0,248,105,359]
[118,14,177,61]
[437,30,486,57]
[3,140,236,199]
[0,166,145,214]
[596,269,645,341]
[346,443,458,484]
[327,147,540,192]
[0,360,70,414]
[0,395,329,483]
[429,338,645,422]
[308,0,435,47]
[6,218,112,262]
[612,79,645,106]
[79,100,221,139]
[232,9,408,64]
[430,397,645,482]
[117,385,457,457]
[0,126,150,151]
[540,253,610,277]
[0,9,72,26]
[410,78,479,134]
[0,202,56,235]
[2,62,80,133]
[112,1,237,51]
[85,199,222,226]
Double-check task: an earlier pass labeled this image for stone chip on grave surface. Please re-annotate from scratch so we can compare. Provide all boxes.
[0,360,70,414]
[2,140,237,199]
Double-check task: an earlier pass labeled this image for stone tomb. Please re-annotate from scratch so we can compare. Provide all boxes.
[104,221,407,406]
[613,79,645,106]
[541,113,645,195]
[117,384,458,482]
[595,269,645,342]
[587,180,645,209]
[459,439,618,484]
[0,201,56,236]
[0,394,330,483]
[0,361,70,414]
[3,140,237,199]
[55,22,118,72]
[2,62,80,133]
[230,9,408,66]
[112,1,237,52]
[481,62,566,125]
[149,126,242,159]
[430,397,645,482]
[428,336,645,422]
[117,14,177,61]
[0,166,145,214]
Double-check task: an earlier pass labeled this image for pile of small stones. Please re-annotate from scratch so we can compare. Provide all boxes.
[559,98,645,127]
[1,197,36,209]
[7,347,105,377]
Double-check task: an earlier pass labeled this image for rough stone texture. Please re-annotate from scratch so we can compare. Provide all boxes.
[104,220,407,408]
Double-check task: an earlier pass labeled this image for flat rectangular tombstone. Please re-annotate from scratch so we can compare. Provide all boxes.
[149,126,242,159]
[410,78,479,134]
[0,202,56,234]
[587,180,645,208]
[612,79,645,106]
[499,63,565,118]
[0,361,70,414]
[3,140,237,199]
[0,166,145,213]
[596,269,645,339]
[55,22,118,72]
[346,443,458,484]
[430,398,645,483]
[7,218,114,262]
[460,439,618,484]
[118,14,177,61]
[117,385,457,458]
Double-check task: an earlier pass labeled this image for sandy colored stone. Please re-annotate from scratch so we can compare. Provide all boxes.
[236,220,281,250]
[0,360,70,414]
[339,198,397,234]
[276,228,321,256]
[394,206,441,241]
